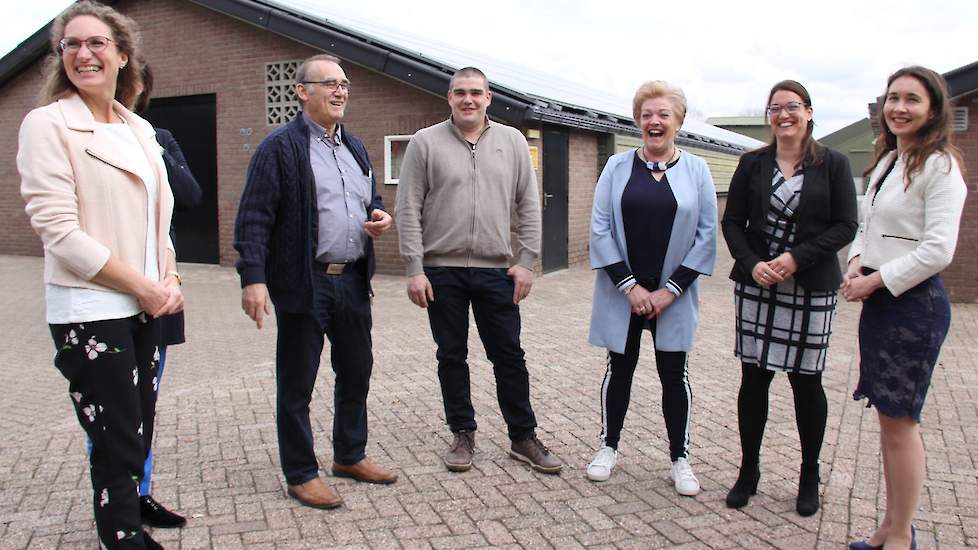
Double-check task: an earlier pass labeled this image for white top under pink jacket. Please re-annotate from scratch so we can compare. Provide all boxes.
[18,94,174,320]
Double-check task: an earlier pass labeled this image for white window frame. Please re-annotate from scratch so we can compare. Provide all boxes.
[384,135,413,184]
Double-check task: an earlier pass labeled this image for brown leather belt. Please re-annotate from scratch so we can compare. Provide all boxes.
[316,261,349,275]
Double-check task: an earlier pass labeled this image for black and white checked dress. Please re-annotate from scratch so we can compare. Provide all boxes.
[734,169,838,373]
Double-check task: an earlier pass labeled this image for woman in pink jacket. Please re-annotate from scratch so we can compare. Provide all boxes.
[17,2,182,548]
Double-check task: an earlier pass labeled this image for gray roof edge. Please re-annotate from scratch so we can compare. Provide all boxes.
[191,0,537,124]
[674,134,749,155]
[192,0,747,141]
[0,23,52,91]
[944,60,978,98]
[0,0,752,148]
[819,117,871,146]
[528,106,747,154]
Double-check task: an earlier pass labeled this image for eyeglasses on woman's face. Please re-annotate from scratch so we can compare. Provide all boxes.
[59,35,115,55]
[766,101,805,116]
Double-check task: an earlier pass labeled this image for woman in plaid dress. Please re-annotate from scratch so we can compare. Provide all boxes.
[721,80,858,516]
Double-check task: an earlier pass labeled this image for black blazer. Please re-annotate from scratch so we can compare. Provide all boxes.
[721,146,858,291]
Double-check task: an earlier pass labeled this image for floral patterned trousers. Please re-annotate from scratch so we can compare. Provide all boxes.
[49,314,160,549]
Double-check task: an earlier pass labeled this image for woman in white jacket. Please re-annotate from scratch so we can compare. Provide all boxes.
[843,66,967,550]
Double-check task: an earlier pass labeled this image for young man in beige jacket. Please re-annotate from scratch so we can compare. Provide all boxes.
[395,67,562,474]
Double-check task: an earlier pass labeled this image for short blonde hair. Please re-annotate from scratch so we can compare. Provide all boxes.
[632,80,687,125]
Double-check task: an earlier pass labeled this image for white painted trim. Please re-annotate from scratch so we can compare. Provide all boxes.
[383,134,413,184]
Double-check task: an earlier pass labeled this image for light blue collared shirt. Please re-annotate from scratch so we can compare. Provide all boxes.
[305,113,370,263]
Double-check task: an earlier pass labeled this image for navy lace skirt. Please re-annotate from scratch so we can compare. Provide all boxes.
[853,273,950,422]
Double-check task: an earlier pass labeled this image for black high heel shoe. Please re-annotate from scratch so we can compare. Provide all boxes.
[725,467,760,508]
[796,464,820,516]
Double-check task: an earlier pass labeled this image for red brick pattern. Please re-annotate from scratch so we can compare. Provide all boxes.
[0,0,620,279]
[0,58,46,257]
[0,0,450,275]
[568,130,598,267]
[943,98,978,302]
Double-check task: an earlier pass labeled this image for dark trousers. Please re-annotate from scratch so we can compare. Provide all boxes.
[50,314,160,550]
[736,363,827,470]
[599,314,691,461]
[424,267,537,441]
[274,264,373,485]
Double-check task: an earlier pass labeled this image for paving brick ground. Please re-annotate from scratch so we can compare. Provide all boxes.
[1,250,976,549]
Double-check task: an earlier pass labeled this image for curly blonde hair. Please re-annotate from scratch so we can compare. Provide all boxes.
[39,1,144,107]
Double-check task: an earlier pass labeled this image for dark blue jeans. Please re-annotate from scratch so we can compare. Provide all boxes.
[274,263,373,485]
[424,266,537,441]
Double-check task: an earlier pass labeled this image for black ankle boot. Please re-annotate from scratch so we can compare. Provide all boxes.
[796,463,820,516]
[725,466,760,509]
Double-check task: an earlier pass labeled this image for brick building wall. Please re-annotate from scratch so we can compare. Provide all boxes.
[0,56,46,257]
[944,96,978,302]
[0,0,452,274]
[0,0,617,277]
[568,130,598,267]
[129,0,454,273]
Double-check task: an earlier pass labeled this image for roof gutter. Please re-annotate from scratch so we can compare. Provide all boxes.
[0,0,752,153]
[945,60,978,99]
[189,0,531,124]
[0,23,52,90]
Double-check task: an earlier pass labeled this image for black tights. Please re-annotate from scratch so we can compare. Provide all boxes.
[599,315,691,462]
[737,363,826,471]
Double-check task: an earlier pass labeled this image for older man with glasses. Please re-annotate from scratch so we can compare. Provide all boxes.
[234,53,396,510]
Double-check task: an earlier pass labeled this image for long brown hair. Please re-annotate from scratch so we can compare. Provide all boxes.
[131,62,153,113]
[866,66,962,190]
[39,1,144,108]
[760,79,824,167]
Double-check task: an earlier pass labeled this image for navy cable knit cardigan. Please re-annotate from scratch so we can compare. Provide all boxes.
[233,114,383,313]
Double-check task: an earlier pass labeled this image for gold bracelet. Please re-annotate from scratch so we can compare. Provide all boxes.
[166,271,182,285]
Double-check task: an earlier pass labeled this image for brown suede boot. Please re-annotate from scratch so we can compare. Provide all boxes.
[443,431,475,472]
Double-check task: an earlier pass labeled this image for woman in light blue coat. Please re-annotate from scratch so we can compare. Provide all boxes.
[586,81,717,496]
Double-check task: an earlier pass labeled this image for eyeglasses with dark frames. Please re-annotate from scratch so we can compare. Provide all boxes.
[59,35,116,54]
[766,101,805,116]
[300,79,351,93]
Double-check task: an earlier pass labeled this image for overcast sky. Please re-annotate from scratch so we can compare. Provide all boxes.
[3,0,976,138]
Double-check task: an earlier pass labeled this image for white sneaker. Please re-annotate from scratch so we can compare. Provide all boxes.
[671,457,700,496]
[586,446,618,482]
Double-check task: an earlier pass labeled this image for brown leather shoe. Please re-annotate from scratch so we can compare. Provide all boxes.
[331,458,398,485]
[286,477,343,509]
[510,435,563,474]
